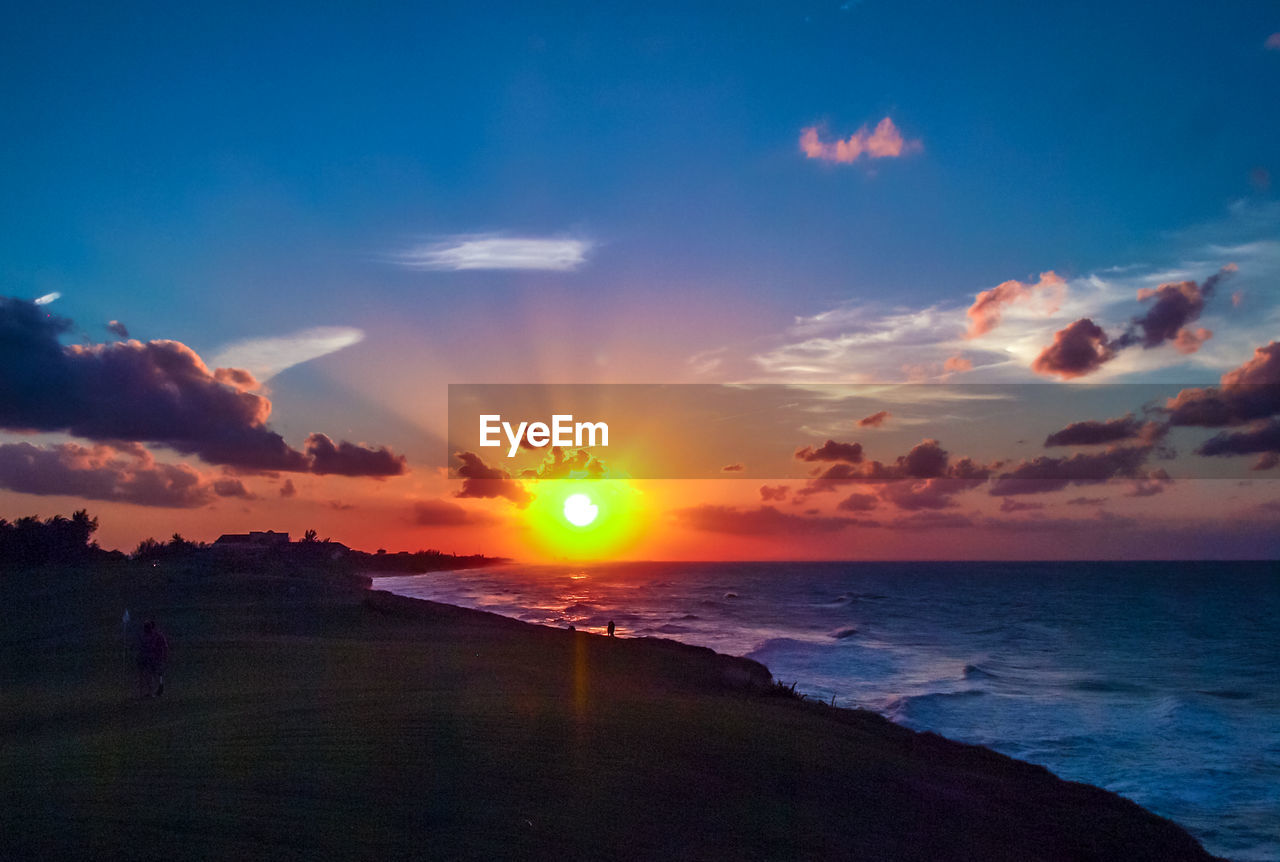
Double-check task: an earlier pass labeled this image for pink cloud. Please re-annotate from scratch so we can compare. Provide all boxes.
[943,354,973,373]
[1266,33,1280,50]
[1172,326,1212,354]
[966,271,1066,338]
[799,118,921,164]
[858,410,891,428]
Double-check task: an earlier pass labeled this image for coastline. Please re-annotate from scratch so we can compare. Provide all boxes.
[1,563,1224,861]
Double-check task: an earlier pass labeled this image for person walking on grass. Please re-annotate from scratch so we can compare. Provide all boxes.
[137,620,169,697]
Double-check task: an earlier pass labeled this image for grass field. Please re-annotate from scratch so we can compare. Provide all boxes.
[0,563,1221,861]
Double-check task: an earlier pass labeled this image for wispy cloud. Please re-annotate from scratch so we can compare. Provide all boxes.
[209,326,364,381]
[799,118,921,164]
[33,292,61,305]
[393,235,592,271]
[1266,33,1280,50]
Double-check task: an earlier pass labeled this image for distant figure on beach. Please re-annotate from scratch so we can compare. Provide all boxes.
[137,620,169,697]
[607,620,615,637]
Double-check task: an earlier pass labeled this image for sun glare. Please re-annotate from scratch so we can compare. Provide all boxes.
[523,480,644,559]
[563,493,598,526]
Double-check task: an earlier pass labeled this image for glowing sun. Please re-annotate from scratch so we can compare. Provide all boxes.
[563,493,599,527]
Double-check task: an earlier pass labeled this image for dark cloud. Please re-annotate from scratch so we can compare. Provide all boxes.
[759,484,789,502]
[212,477,255,499]
[674,504,864,535]
[454,451,531,508]
[796,439,992,503]
[795,439,864,463]
[878,478,964,511]
[411,498,497,526]
[857,410,890,428]
[305,433,406,477]
[279,478,297,498]
[1031,318,1116,379]
[106,320,129,338]
[1114,266,1235,352]
[721,463,745,472]
[1254,452,1279,471]
[328,500,356,511]
[983,510,1137,532]
[1166,342,1280,428]
[0,297,406,477]
[1044,415,1164,447]
[1066,496,1106,506]
[835,492,877,512]
[988,446,1153,495]
[0,441,217,508]
[1197,419,1280,459]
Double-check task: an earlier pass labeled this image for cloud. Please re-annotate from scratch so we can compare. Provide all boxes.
[208,326,364,381]
[999,498,1044,513]
[411,498,497,526]
[988,445,1154,495]
[857,410,890,428]
[1044,415,1164,447]
[517,446,606,480]
[943,354,972,373]
[279,478,297,498]
[394,235,592,271]
[965,271,1066,338]
[836,492,878,512]
[453,450,531,507]
[759,484,789,501]
[1197,419,1280,459]
[106,320,129,338]
[0,441,220,508]
[0,297,406,477]
[795,439,993,506]
[878,478,963,510]
[1066,496,1106,506]
[1032,266,1236,379]
[1031,318,1116,379]
[1254,452,1279,471]
[212,477,255,499]
[33,292,60,305]
[1165,341,1280,427]
[1114,265,1234,352]
[674,504,859,535]
[305,433,407,477]
[1266,33,1280,50]
[795,439,864,463]
[799,118,921,164]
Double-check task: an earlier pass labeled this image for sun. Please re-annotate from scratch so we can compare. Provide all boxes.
[523,480,645,559]
[563,493,599,527]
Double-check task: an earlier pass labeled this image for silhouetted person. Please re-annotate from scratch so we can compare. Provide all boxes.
[137,620,169,697]
[607,620,615,637]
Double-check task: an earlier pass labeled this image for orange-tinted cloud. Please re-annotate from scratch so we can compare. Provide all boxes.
[721,463,745,472]
[966,271,1066,338]
[454,451,531,507]
[857,410,890,428]
[759,484,789,501]
[799,118,921,164]
[0,441,246,508]
[1173,327,1212,354]
[943,354,973,373]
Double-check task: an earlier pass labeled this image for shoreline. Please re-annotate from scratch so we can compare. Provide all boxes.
[1,563,1225,860]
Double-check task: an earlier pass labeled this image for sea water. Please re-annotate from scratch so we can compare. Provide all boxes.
[374,560,1280,860]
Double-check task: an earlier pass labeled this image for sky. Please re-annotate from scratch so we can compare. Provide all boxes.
[2,1,1279,559]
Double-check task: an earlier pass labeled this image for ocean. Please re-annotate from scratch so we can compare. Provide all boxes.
[374,560,1280,861]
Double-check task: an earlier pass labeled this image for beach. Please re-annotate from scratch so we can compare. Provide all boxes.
[0,562,1223,860]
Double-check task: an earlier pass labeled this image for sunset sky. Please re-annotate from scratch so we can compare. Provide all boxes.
[2,2,1279,559]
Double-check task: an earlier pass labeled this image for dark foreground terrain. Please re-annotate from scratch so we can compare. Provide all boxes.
[0,563,1221,861]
